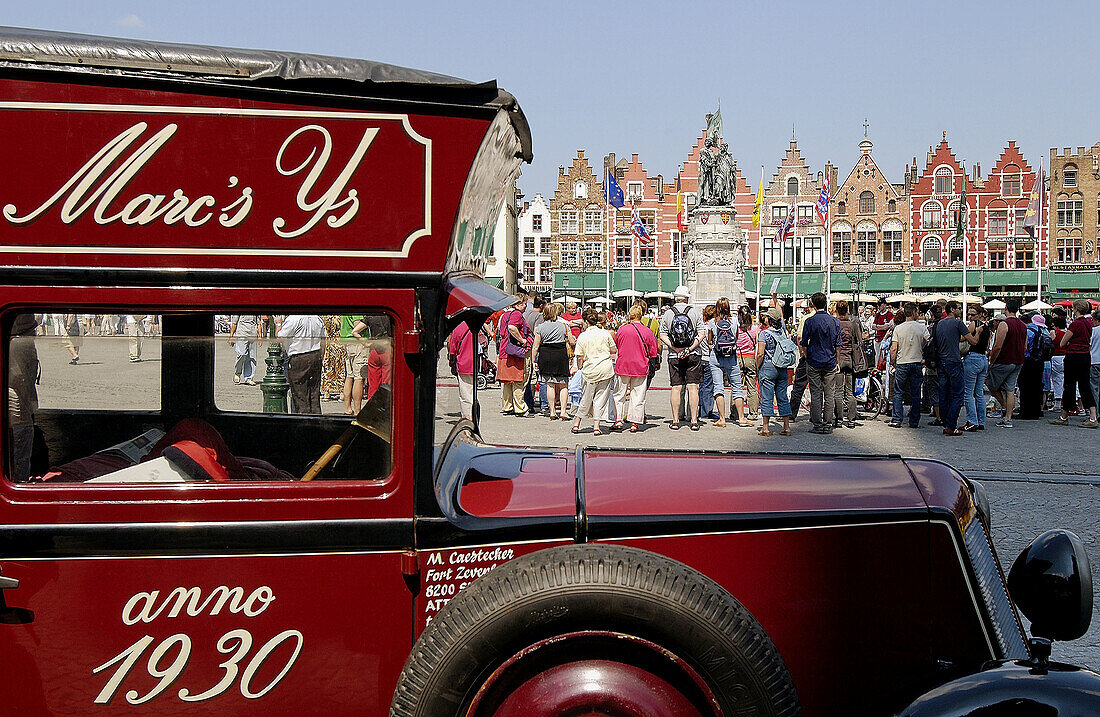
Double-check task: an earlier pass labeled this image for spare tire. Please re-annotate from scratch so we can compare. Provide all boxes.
[391,543,800,716]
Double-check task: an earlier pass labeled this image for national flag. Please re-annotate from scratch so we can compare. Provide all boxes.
[815,170,830,226]
[954,169,967,243]
[605,170,625,209]
[751,168,763,228]
[631,203,652,244]
[776,208,795,243]
[676,189,685,232]
[1023,159,1044,239]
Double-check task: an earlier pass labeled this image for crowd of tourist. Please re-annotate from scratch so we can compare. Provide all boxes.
[449,287,1100,438]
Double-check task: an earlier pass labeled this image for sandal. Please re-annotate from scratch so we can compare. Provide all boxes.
[714,420,727,427]
[549,414,559,420]
[739,421,751,427]
[670,422,681,430]
[780,428,791,436]
[689,423,700,431]
[571,425,580,434]
[757,427,770,437]
[593,428,603,436]
[630,423,639,432]
[612,421,623,430]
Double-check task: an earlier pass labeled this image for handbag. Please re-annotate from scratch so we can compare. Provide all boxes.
[631,322,660,378]
[851,324,869,378]
[501,311,528,358]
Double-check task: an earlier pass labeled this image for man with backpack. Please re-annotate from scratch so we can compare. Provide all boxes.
[987,298,1028,428]
[659,285,705,430]
[800,292,842,434]
[1018,313,1053,419]
[932,301,978,435]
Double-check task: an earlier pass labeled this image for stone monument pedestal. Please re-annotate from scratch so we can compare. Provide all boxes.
[686,206,747,309]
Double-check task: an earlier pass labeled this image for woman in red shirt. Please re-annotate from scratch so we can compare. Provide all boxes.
[1051,299,1098,427]
[1049,314,1068,412]
[613,303,658,431]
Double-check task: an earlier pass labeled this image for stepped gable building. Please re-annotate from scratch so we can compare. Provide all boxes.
[517,193,552,295]
[1050,144,1100,275]
[831,135,907,273]
[758,140,836,297]
[674,130,759,271]
[979,142,1044,295]
[549,150,606,299]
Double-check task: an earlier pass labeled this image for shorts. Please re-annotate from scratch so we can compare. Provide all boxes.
[987,362,1022,394]
[668,354,703,386]
[344,341,369,380]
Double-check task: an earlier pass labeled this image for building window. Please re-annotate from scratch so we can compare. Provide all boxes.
[922,202,943,229]
[540,237,551,254]
[583,210,602,234]
[988,209,1008,236]
[801,237,822,267]
[771,205,788,222]
[539,261,551,282]
[988,248,1007,269]
[1015,247,1035,269]
[858,191,875,214]
[887,199,897,213]
[1003,175,1021,196]
[639,210,656,232]
[832,232,852,263]
[522,260,536,283]
[837,201,847,215]
[582,247,602,267]
[882,232,903,262]
[1057,236,1082,263]
[532,214,543,233]
[947,201,961,229]
[923,237,941,266]
[857,231,877,263]
[616,244,631,265]
[560,243,578,267]
[560,210,579,234]
[574,180,588,199]
[1064,168,1077,187]
[639,245,655,265]
[763,236,783,267]
[672,233,681,264]
[797,204,814,221]
[627,182,643,200]
[949,237,965,265]
[523,237,535,254]
[1015,208,1028,236]
[1057,200,1083,227]
[787,177,799,196]
[935,167,953,195]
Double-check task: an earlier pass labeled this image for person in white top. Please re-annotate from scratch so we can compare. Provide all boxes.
[277,314,326,414]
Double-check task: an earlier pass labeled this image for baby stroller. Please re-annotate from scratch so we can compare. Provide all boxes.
[475,333,497,390]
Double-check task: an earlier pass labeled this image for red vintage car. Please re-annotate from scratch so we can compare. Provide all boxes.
[0,27,1095,716]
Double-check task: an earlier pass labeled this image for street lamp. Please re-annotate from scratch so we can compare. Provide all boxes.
[844,252,875,303]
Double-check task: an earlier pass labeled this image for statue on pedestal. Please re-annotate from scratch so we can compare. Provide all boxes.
[698,140,736,207]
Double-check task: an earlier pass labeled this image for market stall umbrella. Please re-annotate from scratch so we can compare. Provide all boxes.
[885,293,918,303]
[552,295,582,304]
[1055,298,1100,308]
[1022,299,1053,311]
[953,294,983,305]
[829,292,853,302]
[982,299,1006,310]
[587,297,611,305]
[645,291,673,299]
[853,292,880,304]
[612,289,644,298]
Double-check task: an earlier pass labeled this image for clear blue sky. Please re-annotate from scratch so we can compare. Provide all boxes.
[7,1,1093,200]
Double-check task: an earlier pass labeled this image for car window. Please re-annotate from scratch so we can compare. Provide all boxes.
[6,311,393,485]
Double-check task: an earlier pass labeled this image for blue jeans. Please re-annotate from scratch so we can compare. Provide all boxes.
[892,362,922,426]
[234,339,256,381]
[759,362,791,417]
[709,354,745,401]
[938,360,965,430]
[963,353,989,427]
[699,354,716,418]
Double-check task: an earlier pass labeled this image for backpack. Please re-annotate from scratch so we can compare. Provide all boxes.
[769,329,799,369]
[713,318,737,358]
[922,319,939,370]
[1026,323,1053,362]
[668,306,695,349]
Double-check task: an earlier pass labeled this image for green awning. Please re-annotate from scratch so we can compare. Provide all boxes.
[910,270,963,289]
[609,268,681,293]
[485,276,505,289]
[758,271,824,297]
[553,271,607,294]
[1049,271,1100,291]
[863,271,905,293]
[983,269,1038,287]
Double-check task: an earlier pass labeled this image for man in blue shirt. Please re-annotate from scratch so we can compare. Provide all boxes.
[933,300,978,435]
[800,292,842,434]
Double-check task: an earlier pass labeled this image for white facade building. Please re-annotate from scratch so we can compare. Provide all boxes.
[517,193,553,296]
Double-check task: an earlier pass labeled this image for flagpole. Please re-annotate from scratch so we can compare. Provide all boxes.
[605,174,611,305]
[756,166,764,308]
[825,177,832,299]
[1036,156,1044,304]
[792,212,798,305]
[961,163,968,315]
[631,206,636,302]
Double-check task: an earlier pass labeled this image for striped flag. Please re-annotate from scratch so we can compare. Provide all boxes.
[751,173,763,228]
[1022,159,1043,239]
[816,169,830,226]
[777,208,795,243]
[631,203,652,244]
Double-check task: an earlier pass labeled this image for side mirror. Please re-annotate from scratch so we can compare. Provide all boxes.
[1008,529,1093,642]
